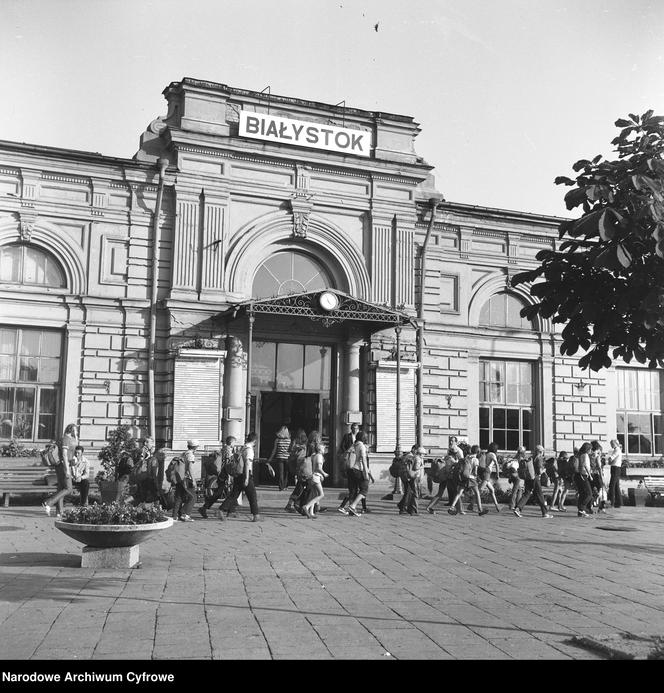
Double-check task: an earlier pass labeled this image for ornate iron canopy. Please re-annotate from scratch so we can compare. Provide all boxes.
[223,290,414,329]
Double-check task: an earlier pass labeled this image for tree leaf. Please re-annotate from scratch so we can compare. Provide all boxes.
[615,118,632,127]
[554,176,575,186]
[598,209,618,241]
[616,242,633,268]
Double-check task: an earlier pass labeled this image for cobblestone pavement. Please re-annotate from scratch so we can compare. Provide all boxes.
[1,489,663,660]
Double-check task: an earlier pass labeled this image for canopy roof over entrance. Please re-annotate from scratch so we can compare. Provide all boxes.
[221,289,414,330]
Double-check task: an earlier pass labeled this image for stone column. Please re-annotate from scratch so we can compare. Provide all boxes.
[343,338,363,421]
[223,336,246,442]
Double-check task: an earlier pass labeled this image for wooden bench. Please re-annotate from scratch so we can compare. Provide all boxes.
[0,466,98,507]
[642,476,664,500]
[0,466,51,507]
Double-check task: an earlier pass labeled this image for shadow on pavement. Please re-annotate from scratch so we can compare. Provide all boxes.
[0,552,81,568]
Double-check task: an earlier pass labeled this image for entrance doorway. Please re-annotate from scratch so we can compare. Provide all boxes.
[258,391,321,457]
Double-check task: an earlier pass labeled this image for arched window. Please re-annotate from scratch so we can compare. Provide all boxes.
[479,292,533,330]
[0,243,66,288]
[252,251,332,298]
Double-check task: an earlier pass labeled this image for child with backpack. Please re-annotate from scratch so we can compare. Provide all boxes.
[426,455,461,514]
[284,429,308,514]
[447,445,489,516]
[198,436,237,519]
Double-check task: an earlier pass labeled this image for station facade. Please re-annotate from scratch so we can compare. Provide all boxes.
[0,78,661,480]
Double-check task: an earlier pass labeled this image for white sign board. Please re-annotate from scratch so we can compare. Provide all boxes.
[239,111,371,157]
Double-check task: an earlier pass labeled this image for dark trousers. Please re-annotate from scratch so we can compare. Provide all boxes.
[574,473,593,513]
[223,475,259,516]
[517,477,548,515]
[274,459,288,490]
[173,482,195,518]
[608,466,622,507]
[398,477,418,514]
[202,476,229,510]
[509,475,523,509]
[72,479,89,506]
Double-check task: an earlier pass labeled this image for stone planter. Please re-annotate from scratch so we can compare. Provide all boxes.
[54,518,173,568]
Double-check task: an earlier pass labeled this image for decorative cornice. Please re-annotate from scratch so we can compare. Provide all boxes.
[41,172,89,185]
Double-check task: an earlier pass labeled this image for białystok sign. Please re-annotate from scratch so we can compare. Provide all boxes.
[239,111,370,157]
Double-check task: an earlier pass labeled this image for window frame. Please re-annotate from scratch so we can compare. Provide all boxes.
[478,292,534,330]
[479,358,535,452]
[0,243,67,289]
[616,368,664,457]
[0,326,62,442]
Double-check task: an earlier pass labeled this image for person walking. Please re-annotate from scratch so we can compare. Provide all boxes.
[448,446,488,516]
[344,431,371,517]
[284,429,308,513]
[426,455,461,514]
[42,423,77,517]
[198,436,237,518]
[267,425,292,491]
[607,439,623,509]
[550,451,570,511]
[513,445,553,518]
[302,441,328,518]
[574,442,594,517]
[222,433,261,522]
[476,443,501,512]
[505,446,526,510]
[337,425,370,514]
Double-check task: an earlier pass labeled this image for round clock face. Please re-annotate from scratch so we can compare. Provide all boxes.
[319,291,339,311]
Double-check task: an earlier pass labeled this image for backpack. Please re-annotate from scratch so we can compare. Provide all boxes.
[430,458,446,483]
[389,455,403,478]
[457,458,473,483]
[297,455,313,479]
[226,450,244,477]
[345,447,357,470]
[166,457,181,484]
[517,457,528,480]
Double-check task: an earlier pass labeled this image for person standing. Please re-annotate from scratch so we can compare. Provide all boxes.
[513,445,553,518]
[397,445,424,515]
[134,436,158,503]
[70,445,90,507]
[345,431,371,517]
[42,423,77,517]
[589,440,607,512]
[607,439,623,509]
[267,425,292,491]
[574,442,594,517]
[172,440,198,522]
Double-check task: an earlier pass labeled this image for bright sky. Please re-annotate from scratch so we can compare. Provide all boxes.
[1,0,662,217]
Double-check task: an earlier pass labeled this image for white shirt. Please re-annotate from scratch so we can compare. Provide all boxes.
[609,448,622,467]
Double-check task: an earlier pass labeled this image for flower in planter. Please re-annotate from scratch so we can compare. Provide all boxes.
[60,501,168,525]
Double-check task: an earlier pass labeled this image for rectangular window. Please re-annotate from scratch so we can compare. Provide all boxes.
[0,326,62,441]
[253,341,333,393]
[616,368,664,457]
[439,274,459,313]
[479,358,534,452]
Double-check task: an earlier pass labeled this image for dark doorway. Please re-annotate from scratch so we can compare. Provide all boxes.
[258,392,320,459]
